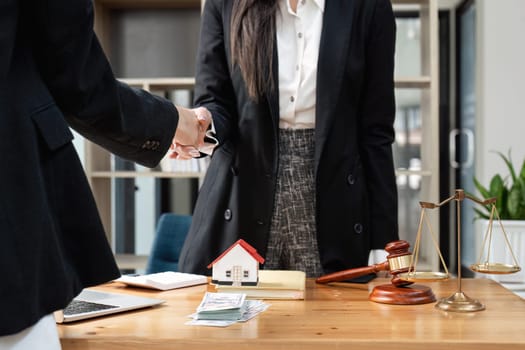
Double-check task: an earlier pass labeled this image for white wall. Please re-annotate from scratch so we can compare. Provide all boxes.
[470,1,525,278]
[477,0,525,184]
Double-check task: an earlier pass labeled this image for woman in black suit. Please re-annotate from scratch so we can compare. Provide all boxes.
[1,0,208,346]
[179,0,398,278]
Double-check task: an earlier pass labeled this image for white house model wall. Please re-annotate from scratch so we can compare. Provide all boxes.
[210,244,261,286]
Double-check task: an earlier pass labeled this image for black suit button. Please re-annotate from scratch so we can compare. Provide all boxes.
[354,223,363,234]
[224,209,232,221]
[347,174,355,185]
[141,140,160,150]
[256,220,264,226]
[231,166,239,176]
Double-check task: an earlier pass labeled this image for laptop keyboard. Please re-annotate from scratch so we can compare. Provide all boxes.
[63,300,118,316]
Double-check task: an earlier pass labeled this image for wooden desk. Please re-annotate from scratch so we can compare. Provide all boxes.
[58,278,525,350]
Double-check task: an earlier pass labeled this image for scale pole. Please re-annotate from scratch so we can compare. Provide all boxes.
[435,189,484,312]
[456,194,462,293]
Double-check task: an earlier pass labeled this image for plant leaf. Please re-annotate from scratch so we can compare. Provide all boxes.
[516,177,525,218]
[508,183,522,219]
[517,160,525,218]
[495,150,517,183]
[473,176,491,199]
[489,174,505,197]
[520,159,525,183]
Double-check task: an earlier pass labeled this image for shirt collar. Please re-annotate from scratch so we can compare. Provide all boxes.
[313,0,325,12]
[284,0,325,13]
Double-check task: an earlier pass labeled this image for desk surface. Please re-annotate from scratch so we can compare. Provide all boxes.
[58,278,525,350]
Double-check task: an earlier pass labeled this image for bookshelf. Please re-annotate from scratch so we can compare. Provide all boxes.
[87,0,439,271]
[90,1,203,264]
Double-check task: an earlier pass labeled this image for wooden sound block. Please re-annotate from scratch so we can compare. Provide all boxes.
[369,284,436,305]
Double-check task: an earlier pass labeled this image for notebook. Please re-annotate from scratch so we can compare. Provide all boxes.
[115,271,208,291]
[215,270,306,300]
[54,289,165,323]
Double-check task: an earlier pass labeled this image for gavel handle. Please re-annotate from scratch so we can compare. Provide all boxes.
[316,261,389,284]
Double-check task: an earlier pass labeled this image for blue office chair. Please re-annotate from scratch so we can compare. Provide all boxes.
[145,213,192,274]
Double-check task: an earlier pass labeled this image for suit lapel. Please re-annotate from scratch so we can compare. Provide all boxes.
[315,0,355,172]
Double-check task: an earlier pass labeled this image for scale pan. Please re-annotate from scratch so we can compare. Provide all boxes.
[397,271,449,282]
[470,263,521,274]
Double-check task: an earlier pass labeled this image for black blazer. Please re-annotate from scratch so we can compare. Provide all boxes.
[1,0,178,335]
[179,0,399,275]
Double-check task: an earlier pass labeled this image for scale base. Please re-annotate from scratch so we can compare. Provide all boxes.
[369,284,436,305]
[435,292,485,312]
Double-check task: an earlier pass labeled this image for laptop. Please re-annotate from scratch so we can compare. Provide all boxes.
[54,289,165,323]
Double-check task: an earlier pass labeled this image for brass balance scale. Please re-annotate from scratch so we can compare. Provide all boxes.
[398,189,521,312]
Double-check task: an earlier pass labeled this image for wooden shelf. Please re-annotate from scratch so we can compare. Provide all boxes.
[119,77,195,90]
[96,0,200,9]
[123,76,432,91]
[395,169,433,176]
[395,76,432,88]
[90,171,203,178]
[392,0,428,5]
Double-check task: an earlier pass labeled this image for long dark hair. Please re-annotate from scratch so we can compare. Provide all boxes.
[230,0,279,102]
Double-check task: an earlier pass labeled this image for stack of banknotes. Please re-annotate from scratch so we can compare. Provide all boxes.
[186,292,270,327]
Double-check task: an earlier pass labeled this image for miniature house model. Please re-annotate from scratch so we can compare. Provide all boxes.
[207,239,265,286]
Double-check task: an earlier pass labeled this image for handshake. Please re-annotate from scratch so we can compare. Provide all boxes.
[171,106,217,159]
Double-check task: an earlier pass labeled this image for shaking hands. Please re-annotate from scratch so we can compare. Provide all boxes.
[171,106,216,159]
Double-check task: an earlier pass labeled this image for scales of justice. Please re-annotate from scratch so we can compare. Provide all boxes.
[317,189,521,312]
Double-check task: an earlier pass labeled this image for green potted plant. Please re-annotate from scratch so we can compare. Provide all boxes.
[472,150,525,284]
[473,150,525,220]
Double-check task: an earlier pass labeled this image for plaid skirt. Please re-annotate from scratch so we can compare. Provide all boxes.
[264,128,323,277]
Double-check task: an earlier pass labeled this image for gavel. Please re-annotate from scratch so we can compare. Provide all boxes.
[316,240,414,287]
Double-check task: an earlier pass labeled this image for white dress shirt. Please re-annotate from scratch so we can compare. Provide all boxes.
[276,0,325,129]
[0,314,61,350]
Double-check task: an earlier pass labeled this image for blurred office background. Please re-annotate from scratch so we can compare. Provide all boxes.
[72,0,525,282]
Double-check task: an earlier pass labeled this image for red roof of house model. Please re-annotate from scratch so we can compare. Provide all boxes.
[207,239,265,268]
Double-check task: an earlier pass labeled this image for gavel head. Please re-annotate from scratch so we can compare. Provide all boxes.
[384,240,413,287]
